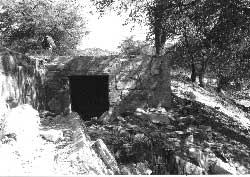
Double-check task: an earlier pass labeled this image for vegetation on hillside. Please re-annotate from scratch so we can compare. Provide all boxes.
[92,0,250,94]
[1,0,250,175]
[0,0,88,55]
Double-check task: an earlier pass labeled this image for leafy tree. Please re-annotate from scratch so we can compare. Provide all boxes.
[0,0,88,55]
[164,0,250,90]
[193,0,250,91]
[92,0,250,101]
[91,0,173,56]
[91,0,174,109]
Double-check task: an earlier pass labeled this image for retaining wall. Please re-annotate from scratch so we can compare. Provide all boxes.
[0,47,46,110]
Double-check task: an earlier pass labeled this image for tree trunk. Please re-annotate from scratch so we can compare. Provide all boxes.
[155,28,166,56]
[149,55,172,110]
[191,62,196,83]
[196,62,205,88]
[151,10,171,109]
[217,75,229,93]
[198,73,204,87]
[159,54,172,109]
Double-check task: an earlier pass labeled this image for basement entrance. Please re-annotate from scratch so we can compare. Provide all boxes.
[69,75,109,120]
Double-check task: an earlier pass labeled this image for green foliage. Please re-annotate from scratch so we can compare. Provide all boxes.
[0,0,88,55]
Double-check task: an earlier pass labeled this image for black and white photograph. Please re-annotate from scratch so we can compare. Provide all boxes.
[1,0,250,175]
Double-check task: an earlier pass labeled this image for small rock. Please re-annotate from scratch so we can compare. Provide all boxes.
[174,155,204,175]
[149,113,170,124]
[91,117,98,121]
[135,108,147,114]
[178,122,185,127]
[85,121,93,126]
[119,129,128,135]
[199,125,212,131]
[136,162,152,175]
[116,116,126,122]
[40,129,64,142]
[104,125,114,131]
[186,126,196,133]
[175,131,185,135]
[39,110,56,118]
[120,163,152,175]
[127,123,139,129]
[134,133,146,141]
[98,111,111,124]
[120,166,132,175]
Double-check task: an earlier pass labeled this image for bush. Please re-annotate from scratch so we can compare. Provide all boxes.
[1,0,87,55]
[118,36,153,56]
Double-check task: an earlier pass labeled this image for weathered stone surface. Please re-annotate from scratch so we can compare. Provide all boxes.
[40,129,64,142]
[0,47,46,110]
[53,113,114,175]
[120,162,152,175]
[210,157,237,174]
[174,155,204,175]
[148,113,170,124]
[4,104,40,143]
[187,146,238,175]
[92,139,120,174]
[109,89,122,104]
[116,79,137,90]
[98,108,115,124]
[45,55,158,115]
[149,55,172,109]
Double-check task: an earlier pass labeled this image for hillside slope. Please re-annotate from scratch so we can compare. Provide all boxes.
[1,70,250,175]
[85,71,250,174]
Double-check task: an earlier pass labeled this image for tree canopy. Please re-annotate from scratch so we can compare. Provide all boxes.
[0,0,88,55]
[92,0,250,90]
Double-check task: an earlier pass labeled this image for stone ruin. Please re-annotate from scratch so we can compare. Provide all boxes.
[0,46,166,120]
[45,55,162,120]
[0,47,46,110]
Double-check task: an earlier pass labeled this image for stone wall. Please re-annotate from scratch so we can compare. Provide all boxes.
[0,47,46,110]
[45,55,160,115]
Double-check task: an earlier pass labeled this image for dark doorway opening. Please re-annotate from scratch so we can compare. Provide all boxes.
[69,75,109,120]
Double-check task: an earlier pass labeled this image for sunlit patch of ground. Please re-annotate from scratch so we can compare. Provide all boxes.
[0,136,56,175]
[171,79,250,129]
[0,112,111,176]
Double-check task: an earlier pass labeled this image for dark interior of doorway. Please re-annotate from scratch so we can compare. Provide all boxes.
[69,75,109,120]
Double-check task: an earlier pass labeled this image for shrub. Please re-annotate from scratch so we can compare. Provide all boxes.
[118,36,153,56]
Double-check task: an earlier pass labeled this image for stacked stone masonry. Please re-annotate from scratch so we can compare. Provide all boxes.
[0,47,46,110]
[0,47,163,116]
[45,55,157,115]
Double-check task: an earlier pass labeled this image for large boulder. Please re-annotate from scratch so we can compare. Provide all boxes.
[54,116,116,175]
[4,104,40,144]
